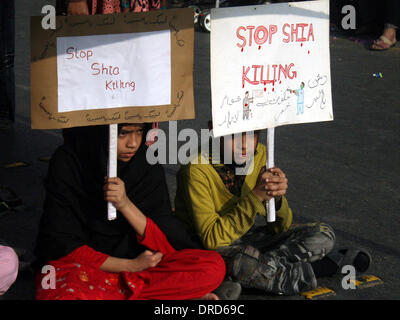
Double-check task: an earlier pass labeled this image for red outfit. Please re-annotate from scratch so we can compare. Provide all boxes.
[36,218,225,300]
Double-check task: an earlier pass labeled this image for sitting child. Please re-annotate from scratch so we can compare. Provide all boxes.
[174,127,337,295]
[34,124,225,300]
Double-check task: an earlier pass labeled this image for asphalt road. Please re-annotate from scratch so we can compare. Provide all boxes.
[0,0,399,300]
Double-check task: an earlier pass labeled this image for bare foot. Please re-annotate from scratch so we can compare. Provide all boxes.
[371,27,397,50]
[198,292,219,300]
[382,27,397,43]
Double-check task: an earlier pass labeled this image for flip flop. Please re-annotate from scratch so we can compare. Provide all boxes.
[326,247,372,274]
[370,35,397,51]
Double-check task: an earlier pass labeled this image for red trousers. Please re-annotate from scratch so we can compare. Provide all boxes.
[36,218,225,300]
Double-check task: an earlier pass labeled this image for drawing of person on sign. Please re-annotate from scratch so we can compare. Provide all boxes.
[288,82,305,115]
[242,91,253,120]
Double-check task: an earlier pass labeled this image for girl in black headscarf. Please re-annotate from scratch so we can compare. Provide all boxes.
[34,123,225,300]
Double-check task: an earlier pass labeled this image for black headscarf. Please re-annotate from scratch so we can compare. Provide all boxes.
[35,124,200,267]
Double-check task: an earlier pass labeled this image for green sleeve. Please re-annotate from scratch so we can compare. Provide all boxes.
[182,167,266,250]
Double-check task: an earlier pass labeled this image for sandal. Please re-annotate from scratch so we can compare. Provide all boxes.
[370,35,397,51]
[326,247,372,274]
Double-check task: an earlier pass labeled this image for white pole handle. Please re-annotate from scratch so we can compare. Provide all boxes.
[107,124,118,221]
[266,128,276,222]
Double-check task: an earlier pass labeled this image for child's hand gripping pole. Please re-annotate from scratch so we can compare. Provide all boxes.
[266,128,276,222]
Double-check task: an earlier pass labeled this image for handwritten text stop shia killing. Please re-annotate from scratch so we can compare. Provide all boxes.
[65,47,136,92]
[236,23,315,88]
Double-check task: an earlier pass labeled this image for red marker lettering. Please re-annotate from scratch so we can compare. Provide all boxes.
[236,26,246,49]
[282,24,290,43]
[268,25,278,44]
[307,23,315,41]
[254,26,268,46]
[247,26,255,47]
[91,62,100,75]
[66,47,74,60]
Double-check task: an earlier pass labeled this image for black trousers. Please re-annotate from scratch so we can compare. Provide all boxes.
[383,0,400,28]
[0,1,15,122]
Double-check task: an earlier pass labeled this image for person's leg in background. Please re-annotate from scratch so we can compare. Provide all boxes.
[371,0,399,50]
[0,1,15,129]
[382,0,399,42]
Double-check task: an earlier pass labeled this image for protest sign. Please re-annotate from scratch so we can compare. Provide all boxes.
[211,0,333,222]
[210,0,333,138]
[31,9,194,129]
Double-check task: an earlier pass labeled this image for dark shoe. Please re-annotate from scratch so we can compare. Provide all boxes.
[213,280,242,300]
[325,247,372,275]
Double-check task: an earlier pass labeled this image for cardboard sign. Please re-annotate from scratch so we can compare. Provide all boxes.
[211,1,333,137]
[31,9,194,129]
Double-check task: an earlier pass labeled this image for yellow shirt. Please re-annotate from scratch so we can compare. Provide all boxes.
[174,143,293,250]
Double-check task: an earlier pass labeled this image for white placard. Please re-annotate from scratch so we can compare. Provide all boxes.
[211,0,333,137]
[57,30,171,112]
